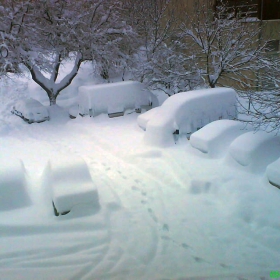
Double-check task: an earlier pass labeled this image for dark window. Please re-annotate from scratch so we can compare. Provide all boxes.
[215,0,259,18]
[258,0,280,20]
[215,0,280,20]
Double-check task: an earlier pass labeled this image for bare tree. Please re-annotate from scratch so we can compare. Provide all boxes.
[238,44,280,132]
[180,0,267,89]
[123,0,186,94]
[0,0,129,105]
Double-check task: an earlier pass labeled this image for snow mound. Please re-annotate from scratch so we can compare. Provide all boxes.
[11,98,49,123]
[228,131,280,172]
[0,159,31,211]
[140,87,237,147]
[190,120,250,157]
[42,156,99,215]
[78,81,158,117]
[266,158,280,188]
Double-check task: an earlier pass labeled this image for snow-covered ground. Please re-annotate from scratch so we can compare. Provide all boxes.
[0,73,280,280]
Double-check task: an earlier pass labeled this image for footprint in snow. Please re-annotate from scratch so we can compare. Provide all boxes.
[148,208,158,223]
[181,243,190,249]
[162,224,169,232]
[192,256,204,263]
[131,186,140,192]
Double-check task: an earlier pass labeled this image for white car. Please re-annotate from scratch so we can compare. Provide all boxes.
[11,98,49,124]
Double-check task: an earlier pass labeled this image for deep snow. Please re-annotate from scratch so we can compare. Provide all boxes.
[0,70,280,280]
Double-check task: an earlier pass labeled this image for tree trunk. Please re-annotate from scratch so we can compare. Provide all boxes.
[49,94,57,106]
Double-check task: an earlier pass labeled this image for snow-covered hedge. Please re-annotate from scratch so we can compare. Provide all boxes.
[42,156,99,215]
[78,81,158,117]
[138,87,237,147]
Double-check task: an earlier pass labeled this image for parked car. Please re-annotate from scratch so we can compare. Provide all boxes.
[11,98,49,124]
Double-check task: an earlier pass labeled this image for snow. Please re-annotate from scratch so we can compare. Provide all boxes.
[78,81,158,117]
[266,158,280,188]
[11,98,49,123]
[0,74,279,280]
[140,87,237,147]
[0,158,31,211]
[42,156,99,215]
[190,120,251,157]
[228,131,280,172]
[137,106,161,130]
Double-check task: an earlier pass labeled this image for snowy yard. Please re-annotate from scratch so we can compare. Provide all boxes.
[0,77,280,280]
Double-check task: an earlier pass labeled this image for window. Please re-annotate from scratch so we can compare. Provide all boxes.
[215,0,259,18]
[215,0,280,20]
[258,0,280,20]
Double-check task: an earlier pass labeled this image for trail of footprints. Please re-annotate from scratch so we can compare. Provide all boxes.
[89,159,231,270]
[130,177,233,269]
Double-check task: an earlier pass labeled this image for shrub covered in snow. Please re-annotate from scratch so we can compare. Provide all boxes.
[42,156,99,216]
[138,87,237,147]
[11,98,49,124]
[78,81,158,117]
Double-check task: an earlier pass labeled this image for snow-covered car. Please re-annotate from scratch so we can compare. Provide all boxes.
[11,98,49,124]
[138,87,237,147]
[78,81,158,118]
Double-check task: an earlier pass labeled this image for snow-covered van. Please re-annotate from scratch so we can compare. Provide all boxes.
[78,81,158,118]
[138,87,237,146]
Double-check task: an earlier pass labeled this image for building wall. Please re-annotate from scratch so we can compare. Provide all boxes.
[169,0,280,90]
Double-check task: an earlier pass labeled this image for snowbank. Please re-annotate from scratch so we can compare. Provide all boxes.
[140,87,236,147]
[190,120,250,157]
[228,131,280,172]
[78,81,158,117]
[11,98,49,123]
[0,159,31,211]
[266,158,280,188]
[42,156,99,215]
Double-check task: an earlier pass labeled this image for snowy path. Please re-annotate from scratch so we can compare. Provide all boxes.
[0,111,280,280]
